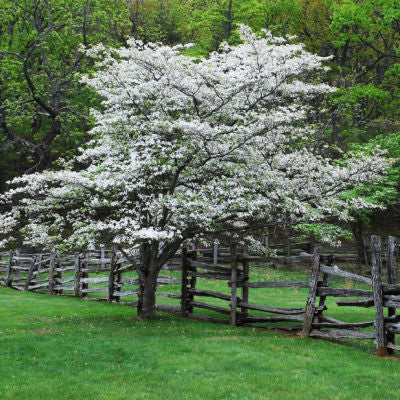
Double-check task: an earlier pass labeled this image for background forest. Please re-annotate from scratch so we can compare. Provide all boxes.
[1,0,399,244]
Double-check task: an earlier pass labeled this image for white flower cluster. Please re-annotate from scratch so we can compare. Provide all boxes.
[0,26,388,253]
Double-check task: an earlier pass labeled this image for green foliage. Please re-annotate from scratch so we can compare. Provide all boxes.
[342,132,400,227]
[295,223,353,246]
[0,0,129,189]
[265,0,302,36]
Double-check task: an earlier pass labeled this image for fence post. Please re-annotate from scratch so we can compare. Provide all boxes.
[81,251,89,298]
[116,266,122,303]
[108,248,117,302]
[48,253,56,294]
[284,225,292,257]
[371,235,387,357]
[100,246,106,269]
[5,251,13,287]
[24,255,37,291]
[188,251,197,314]
[316,254,334,322]
[15,249,21,282]
[387,236,397,284]
[56,259,63,295]
[301,247,320,338]
[213,240,218,264]
[74,254,81,297]
[261,229,269,250]
[362,236,369,265]
[386,236,397,354]
[308,238,316,254]
[241,244,250,317]
[181,246,189,317]
[230,243,238,326]
[36,254,43,276]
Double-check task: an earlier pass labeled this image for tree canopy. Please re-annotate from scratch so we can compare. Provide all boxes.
[0,0,129,189]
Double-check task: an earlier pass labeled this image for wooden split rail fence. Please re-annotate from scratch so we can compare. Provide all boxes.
[0,248,181,307]
[205,239,398,264]
[0,235,398,356]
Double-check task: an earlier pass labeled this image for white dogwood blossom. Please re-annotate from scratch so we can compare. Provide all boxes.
[0,26,388,317]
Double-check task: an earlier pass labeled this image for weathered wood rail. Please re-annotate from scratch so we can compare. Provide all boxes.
[0,236,398,357]
[201,238,397,264]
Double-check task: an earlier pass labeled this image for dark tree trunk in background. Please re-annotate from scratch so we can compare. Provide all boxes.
[226,0,233,40]
[353,219,368,268]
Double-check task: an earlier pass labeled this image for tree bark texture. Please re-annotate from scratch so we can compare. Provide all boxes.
[137,242,160,319]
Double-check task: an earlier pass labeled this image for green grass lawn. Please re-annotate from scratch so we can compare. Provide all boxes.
[1,266,400,400]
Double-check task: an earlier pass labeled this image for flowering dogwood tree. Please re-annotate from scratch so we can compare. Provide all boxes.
[0,26,387,318]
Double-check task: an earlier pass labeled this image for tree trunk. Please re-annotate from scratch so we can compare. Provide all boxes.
[137,270,159,319]
[352,219,367,270]
[135,239,184,319]
[226,0,233,40]
[137,242,160,319]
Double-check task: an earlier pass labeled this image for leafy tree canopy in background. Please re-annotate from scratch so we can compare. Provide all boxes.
[1,0,399,239]
[0,0,130,190]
